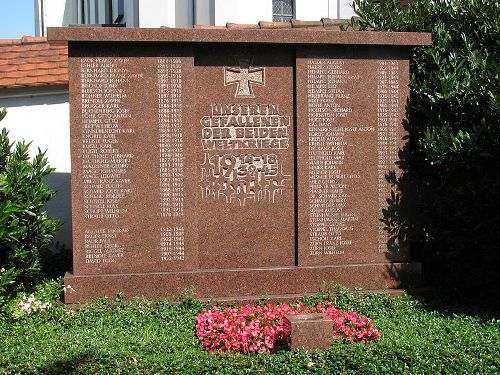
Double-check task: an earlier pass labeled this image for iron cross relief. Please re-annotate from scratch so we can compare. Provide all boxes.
[224,57,265,98]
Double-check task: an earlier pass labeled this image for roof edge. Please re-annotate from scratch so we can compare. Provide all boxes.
[0,36,49,46]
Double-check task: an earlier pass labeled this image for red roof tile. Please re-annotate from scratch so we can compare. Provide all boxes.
[258,21,290,29]
[193,25,225,29]
[193,18,354,30]
[0,36,68,89]
[226,23,260,30]
[291,20,324,28]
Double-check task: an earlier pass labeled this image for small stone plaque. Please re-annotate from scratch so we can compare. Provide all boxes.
[285,313,334,352]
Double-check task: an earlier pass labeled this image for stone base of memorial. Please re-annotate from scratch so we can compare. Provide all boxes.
[49,27,431,303]
[64,263,420,303]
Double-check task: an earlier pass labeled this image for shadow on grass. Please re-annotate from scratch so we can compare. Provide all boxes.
[34,350,99,375]
[407,285,500,321]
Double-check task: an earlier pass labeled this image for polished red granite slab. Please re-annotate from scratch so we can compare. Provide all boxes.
[50,27,431,303]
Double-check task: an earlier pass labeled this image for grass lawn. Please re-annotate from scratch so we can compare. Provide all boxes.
[1,288,499,374]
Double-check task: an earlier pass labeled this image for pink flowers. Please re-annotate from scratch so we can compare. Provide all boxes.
[12,293,52,319]
[195,302,381,354]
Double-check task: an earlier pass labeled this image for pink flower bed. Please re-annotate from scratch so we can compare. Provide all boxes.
[195,302,381,354]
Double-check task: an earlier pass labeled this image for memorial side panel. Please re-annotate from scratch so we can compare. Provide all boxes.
[297,47,410,266]
[195,46,295,269]
[70,44,198,275]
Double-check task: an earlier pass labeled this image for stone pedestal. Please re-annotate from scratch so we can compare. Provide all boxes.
[285,313,334,352]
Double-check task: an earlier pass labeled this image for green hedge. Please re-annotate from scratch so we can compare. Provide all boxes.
[352,0,499,294]
[0,108,59,303]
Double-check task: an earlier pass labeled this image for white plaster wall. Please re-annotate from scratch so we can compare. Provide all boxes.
[0,91,72,249]
[296,0,356,20]
[338,0,356,19]
[36,0,63,35]
[0,93,70,172]
[139,0,172,27]
[43,0,67,27]
[327,0,338,19]
[139,0,192,28]
[295,0,329,21]
[214,0,272,26]
[36,0,79,36]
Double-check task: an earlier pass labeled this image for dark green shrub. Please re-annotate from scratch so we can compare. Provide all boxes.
[352,0,499,295]
[0,108,59,303]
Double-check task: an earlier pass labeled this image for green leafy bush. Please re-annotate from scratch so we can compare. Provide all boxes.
[0,108,59,303]
[352,0,500,294]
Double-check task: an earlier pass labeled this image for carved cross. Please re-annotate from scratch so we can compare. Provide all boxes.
[224,58,265,98]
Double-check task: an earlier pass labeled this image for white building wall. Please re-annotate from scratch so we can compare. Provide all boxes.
[44,0,68,27]
[0,90,72,249]
[327,0,338,19]
[139,0,173,27]
[35,0,79,36]
[295,0,355,20]
[295,0,329,21]
[338,0,357,19]
[214,0,272,26]
[139,0,193,28]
